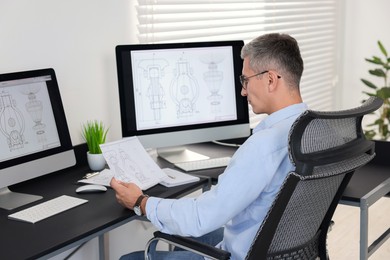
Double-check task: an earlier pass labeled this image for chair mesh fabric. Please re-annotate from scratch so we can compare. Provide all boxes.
[267,115,372,254]
[146,98,381,260]
[301,117,357,154]
[311,153,373,176]
[246,100,379,259]
[267,173,345,253]
[250,153,374,258]
[267,232,320,260]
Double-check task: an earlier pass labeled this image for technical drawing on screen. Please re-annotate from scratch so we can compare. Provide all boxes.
[0,68,75,210]
[116,41,250,164]
[0,76,60,159]
[132,46,237,128]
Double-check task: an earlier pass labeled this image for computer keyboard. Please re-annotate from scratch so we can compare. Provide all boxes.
[174,157,231,172]
[8,195,88,223]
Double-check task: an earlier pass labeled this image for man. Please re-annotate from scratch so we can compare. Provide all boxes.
[111,33,307,260]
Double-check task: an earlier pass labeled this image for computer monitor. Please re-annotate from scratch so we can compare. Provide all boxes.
[0,68,76,210]
[116,40,250,163]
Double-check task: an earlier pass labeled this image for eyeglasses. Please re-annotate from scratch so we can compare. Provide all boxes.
[239,70,281,90]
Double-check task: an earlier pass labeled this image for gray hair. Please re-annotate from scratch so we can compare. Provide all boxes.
[241,33,304,88]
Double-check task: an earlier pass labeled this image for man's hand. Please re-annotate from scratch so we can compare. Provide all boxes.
[110,177,143,210]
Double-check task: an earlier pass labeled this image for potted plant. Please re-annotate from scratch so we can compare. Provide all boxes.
[82,120,109,171]
[361,40,390,140]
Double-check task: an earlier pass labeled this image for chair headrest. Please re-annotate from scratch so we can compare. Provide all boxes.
[288,97,382,176]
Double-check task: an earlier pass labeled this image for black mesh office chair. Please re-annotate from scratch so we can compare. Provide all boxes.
[144,97,383,260]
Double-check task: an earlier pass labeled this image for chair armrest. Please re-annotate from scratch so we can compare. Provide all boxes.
[152,231,231,260]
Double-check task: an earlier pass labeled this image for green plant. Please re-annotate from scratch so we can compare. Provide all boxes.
[81,120,109,154]
[361,41,390,140]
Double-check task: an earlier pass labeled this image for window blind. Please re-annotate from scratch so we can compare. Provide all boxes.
[135,0,339,127]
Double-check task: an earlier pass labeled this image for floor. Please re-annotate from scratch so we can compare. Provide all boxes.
[327,196,390,259]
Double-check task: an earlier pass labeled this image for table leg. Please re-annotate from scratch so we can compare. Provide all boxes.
[99,234,105,260]
[359,177,390,259]
[360,201,369,260]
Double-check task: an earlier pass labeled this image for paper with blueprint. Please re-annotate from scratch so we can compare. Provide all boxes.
[99,136,166,190]
[99,137,199,190]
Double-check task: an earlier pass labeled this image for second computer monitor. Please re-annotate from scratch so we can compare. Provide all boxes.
[116,40,250,163]
[0,68,76,210]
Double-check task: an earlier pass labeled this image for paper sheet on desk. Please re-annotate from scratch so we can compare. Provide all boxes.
[78,169,114,186]
[80,137,200,189]
[160,168,200,187]
[78,168,200,188]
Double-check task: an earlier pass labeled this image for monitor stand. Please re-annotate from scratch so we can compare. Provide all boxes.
[157,146,210,164]
[0,187,42,210]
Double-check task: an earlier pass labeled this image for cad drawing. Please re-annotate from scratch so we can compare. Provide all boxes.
[170,56,200,118]
[119,148,150,183]
[104,150,128,182]
[200,53,225,113]
[0,90,25,151]
[104,148,150,184]
[138,57,169,121]
[20,85,47,143]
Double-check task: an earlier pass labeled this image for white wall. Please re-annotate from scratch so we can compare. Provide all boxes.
[2,0,387,146]
[0,0,135,145]
[0,1,150,259]
[340,0,390,110]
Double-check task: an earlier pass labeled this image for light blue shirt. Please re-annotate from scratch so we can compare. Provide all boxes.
[146,103,308,260]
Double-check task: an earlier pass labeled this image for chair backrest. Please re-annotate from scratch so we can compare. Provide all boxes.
[245,97,383,260]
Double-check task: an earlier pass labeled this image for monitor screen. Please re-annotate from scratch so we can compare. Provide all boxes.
[0,68,76,210]
[116,41,250,163]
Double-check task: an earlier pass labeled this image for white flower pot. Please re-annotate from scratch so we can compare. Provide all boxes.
[87,152,106,171]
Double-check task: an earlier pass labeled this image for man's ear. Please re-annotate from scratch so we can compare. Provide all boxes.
[267,71,279,92]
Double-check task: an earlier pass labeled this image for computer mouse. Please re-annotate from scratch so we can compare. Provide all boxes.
[76,184,107,194]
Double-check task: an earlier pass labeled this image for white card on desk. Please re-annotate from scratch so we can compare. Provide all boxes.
[160,168,200,187]
[78,169,114,187]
